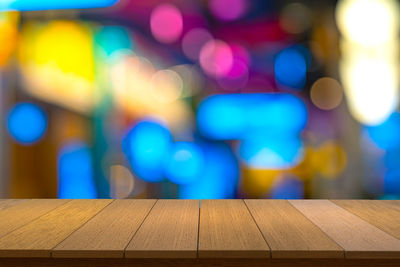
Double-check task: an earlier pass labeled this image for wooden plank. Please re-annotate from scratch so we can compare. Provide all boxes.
[332,200,400,240]
[0,199,70,239]
[198,199,269,258]
[0,199,27,211]
[289,200,400,259]
[245,199,343,258]
[0,199,112,257]
[53,199,156,258]
[125,200,199,258]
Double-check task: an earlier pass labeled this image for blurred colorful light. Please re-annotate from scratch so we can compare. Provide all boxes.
[271,176,304,199]
[182,28,213,61]
[7,103,47,145]
[199,39,233,77]
[340,57,398,125]
[197,93,307,140]
[19,21,96,113]
[208,0,248,21]
[336,0,399,47]
[150,4,183,44]
[123,120,172,183]
[95,26,132,59]
[165,142,204,185]
[109,165,135,199]
[58,141,97,199]
[310,77,343,110]
[238,134,304,169]
[365,113,400,150]
[275,47,307,89]
[179,142,239,199]
[0,0,118,11]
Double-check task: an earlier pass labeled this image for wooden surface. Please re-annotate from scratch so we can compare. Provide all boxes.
[332,200,400,240]
[289,200,400,258]
[198,199,269,258]
[53,199,156,258]
[125,200,199,258]
[245,199,343,258]
[0,199,399,265]
[0,199,111,257]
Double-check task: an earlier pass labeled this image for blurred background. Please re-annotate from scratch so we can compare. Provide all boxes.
[0,0,398,199]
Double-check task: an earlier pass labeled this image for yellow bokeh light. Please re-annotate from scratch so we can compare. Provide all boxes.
[336,0,399,47]
[19,21,96,113]
[0,12,19,67]
[312,140,347,179]
[110,53,192,131]
[150,69,183,103]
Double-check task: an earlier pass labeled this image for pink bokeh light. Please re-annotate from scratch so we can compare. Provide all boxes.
[199,39,233,78]
[217,58,249,91]
[182,28,213,61]
[209,0,247,21]
[150,4,183,44]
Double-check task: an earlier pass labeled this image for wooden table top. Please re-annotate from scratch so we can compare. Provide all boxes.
[0,199,400,266]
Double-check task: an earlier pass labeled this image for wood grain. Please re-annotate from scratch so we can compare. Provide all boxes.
[290,200,400,258]
[0,199,70,239]
[125,200,199,258]
[53,199,156,258]
[0,199,27,211]
[198,199,269,258]
[245,200,343,258]
[332,200,400,240]
[0,199,112,257]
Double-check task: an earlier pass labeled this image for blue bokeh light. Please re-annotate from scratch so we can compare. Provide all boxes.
[365,112,400,150]
[274,46,307,89]
[7,102,47,145]
[238,134,304,169]
[0,0,118,11]
[123,120,172,183]
[58,141,97,199]
[384,170,400,195]
[179,142,239,199]
[197,93,307,140]
[271,176,304,199]
[165,142,204,185]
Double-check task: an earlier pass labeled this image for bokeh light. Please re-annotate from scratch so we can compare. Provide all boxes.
[58,141,97,199]
[150,69,183,103]
[7,102,47,145]
[238,134,304,169]
[280,3,311,34]
[197,93,308,140]
[123,119,172,183]
[199,39,233,77]
[95,26,132,59]
[365,113,400,150]
[274,47,307,89]
[217,58,249,91]
[165,142,204,185]
[19,21,96,113]
[109,165,135,199]
[182,28,213,61]
[150,3,183,44]
[310,77,343,110]
[313,140,347,179]
[336,0,399,47]
[0,0,118,11]
[208,0,248,21]
[271,175,304,199]
[179,142,239,199]
[340,57,398,125]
